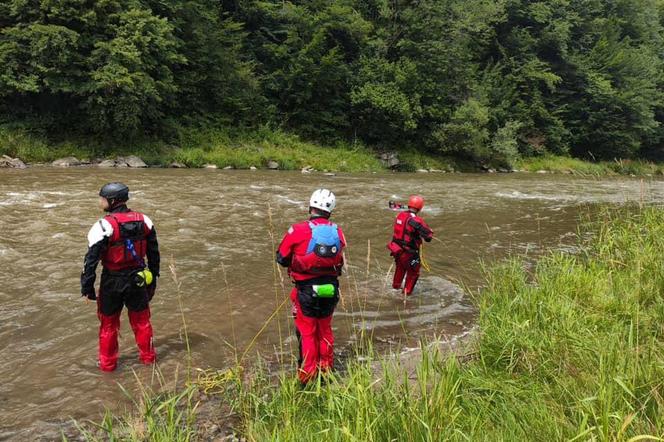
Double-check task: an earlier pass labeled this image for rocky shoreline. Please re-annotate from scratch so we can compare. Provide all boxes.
[0,153,523,174]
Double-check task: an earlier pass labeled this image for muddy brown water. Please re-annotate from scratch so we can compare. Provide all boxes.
[0,168,663,439]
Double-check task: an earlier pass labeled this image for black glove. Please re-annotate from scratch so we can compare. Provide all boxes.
[146,279,157,302]
[83,291,96,301]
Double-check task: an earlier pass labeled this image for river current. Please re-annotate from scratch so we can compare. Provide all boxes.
[1,168,662,439]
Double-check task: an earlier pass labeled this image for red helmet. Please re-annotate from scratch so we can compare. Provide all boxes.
[408,195,424,211]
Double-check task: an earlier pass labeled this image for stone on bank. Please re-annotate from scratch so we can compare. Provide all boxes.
[0,155,26,169]
[52,157,81,167]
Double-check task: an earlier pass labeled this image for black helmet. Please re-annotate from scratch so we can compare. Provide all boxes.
[99,182,129,201]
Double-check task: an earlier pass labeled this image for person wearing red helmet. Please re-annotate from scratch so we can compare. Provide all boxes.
[81,182,159,371]
[387,195,433,296]
[276,189,346,385]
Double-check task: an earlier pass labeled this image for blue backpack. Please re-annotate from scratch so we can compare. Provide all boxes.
[307,222,341,258]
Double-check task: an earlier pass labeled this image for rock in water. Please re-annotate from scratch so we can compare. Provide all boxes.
[267,160,279,170]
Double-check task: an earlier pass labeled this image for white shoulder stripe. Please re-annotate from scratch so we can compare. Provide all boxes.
[143,214,154,230]
[87,218,113,247]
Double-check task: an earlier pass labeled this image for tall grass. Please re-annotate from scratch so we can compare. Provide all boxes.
[79,207,664,441]
[240,207,664,441]
[73,373,199,442]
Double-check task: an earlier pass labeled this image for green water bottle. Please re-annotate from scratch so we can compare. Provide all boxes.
[313,284,336,298]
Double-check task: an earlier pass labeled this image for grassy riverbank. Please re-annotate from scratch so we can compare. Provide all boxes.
[3,125,663,175]
[0,125,387,172]
[0,125,403,172]
[77,207,664,441]
[518,155,664,176]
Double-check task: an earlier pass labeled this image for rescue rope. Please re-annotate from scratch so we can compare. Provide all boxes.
[419,243,431,272]
[239,294,291,363]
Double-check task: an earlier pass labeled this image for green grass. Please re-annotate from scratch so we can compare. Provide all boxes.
[238,207,664,441]
[0,125,166,164]
[4,125,663,175]
[83,207,664,441]
[396,148,471,172]
[170,126,384,172]
[72,378,199,441]
[518,154,664,176]
[0,125,384,172]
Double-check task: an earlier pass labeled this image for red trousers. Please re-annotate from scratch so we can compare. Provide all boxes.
[290,288,334,384]
[97,307,156,371]
[392,251,421,295]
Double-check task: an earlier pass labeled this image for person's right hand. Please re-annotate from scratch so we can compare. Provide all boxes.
[82,292,96,301]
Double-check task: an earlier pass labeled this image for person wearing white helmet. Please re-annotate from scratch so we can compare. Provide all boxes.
[276,188,346,385]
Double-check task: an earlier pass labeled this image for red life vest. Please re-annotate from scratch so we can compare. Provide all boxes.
[390,211,421,252]
[101,212,150,271]
[290,222,344,277]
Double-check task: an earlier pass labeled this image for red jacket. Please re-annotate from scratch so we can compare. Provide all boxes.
[390,211,433,253]
[277,217,346,282]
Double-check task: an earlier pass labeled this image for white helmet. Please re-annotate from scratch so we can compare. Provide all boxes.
[309,188,336,213]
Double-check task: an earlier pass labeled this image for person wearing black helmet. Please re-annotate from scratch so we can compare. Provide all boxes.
[81,182,160,371]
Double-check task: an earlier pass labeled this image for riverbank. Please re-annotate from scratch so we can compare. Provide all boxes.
[0,126,455,173]
[77,207,664,440]
[2,126,663,175]
[518,155,664,176]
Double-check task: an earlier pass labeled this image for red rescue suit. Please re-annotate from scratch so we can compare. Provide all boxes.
[81,206,159,371]
[388,210,433,295]
[276,217,346,384]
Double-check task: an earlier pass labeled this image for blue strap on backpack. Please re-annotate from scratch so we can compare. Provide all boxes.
[125,239,146,268]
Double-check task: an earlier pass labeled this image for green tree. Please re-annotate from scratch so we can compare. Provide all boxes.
[83,8,183,133]
[564,1,664,159]
[350,55,421,144]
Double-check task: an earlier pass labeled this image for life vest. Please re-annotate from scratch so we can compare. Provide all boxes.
[101,211,150,271]
[391,211,420,252]
[291,222,343,275]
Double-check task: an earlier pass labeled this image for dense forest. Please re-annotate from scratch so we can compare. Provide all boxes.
[1,0,663,165]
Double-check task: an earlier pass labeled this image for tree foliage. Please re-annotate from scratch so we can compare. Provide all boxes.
[1,0,663,163]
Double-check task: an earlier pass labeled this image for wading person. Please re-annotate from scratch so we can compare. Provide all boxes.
[81,182,160,371]
[276,189,346,385]
[387,195,433,296]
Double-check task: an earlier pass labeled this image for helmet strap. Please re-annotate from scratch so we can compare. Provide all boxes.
[106,199,127,212]
[309,207,331,219]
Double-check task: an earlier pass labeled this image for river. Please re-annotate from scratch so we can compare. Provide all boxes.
[0,168,662,439]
